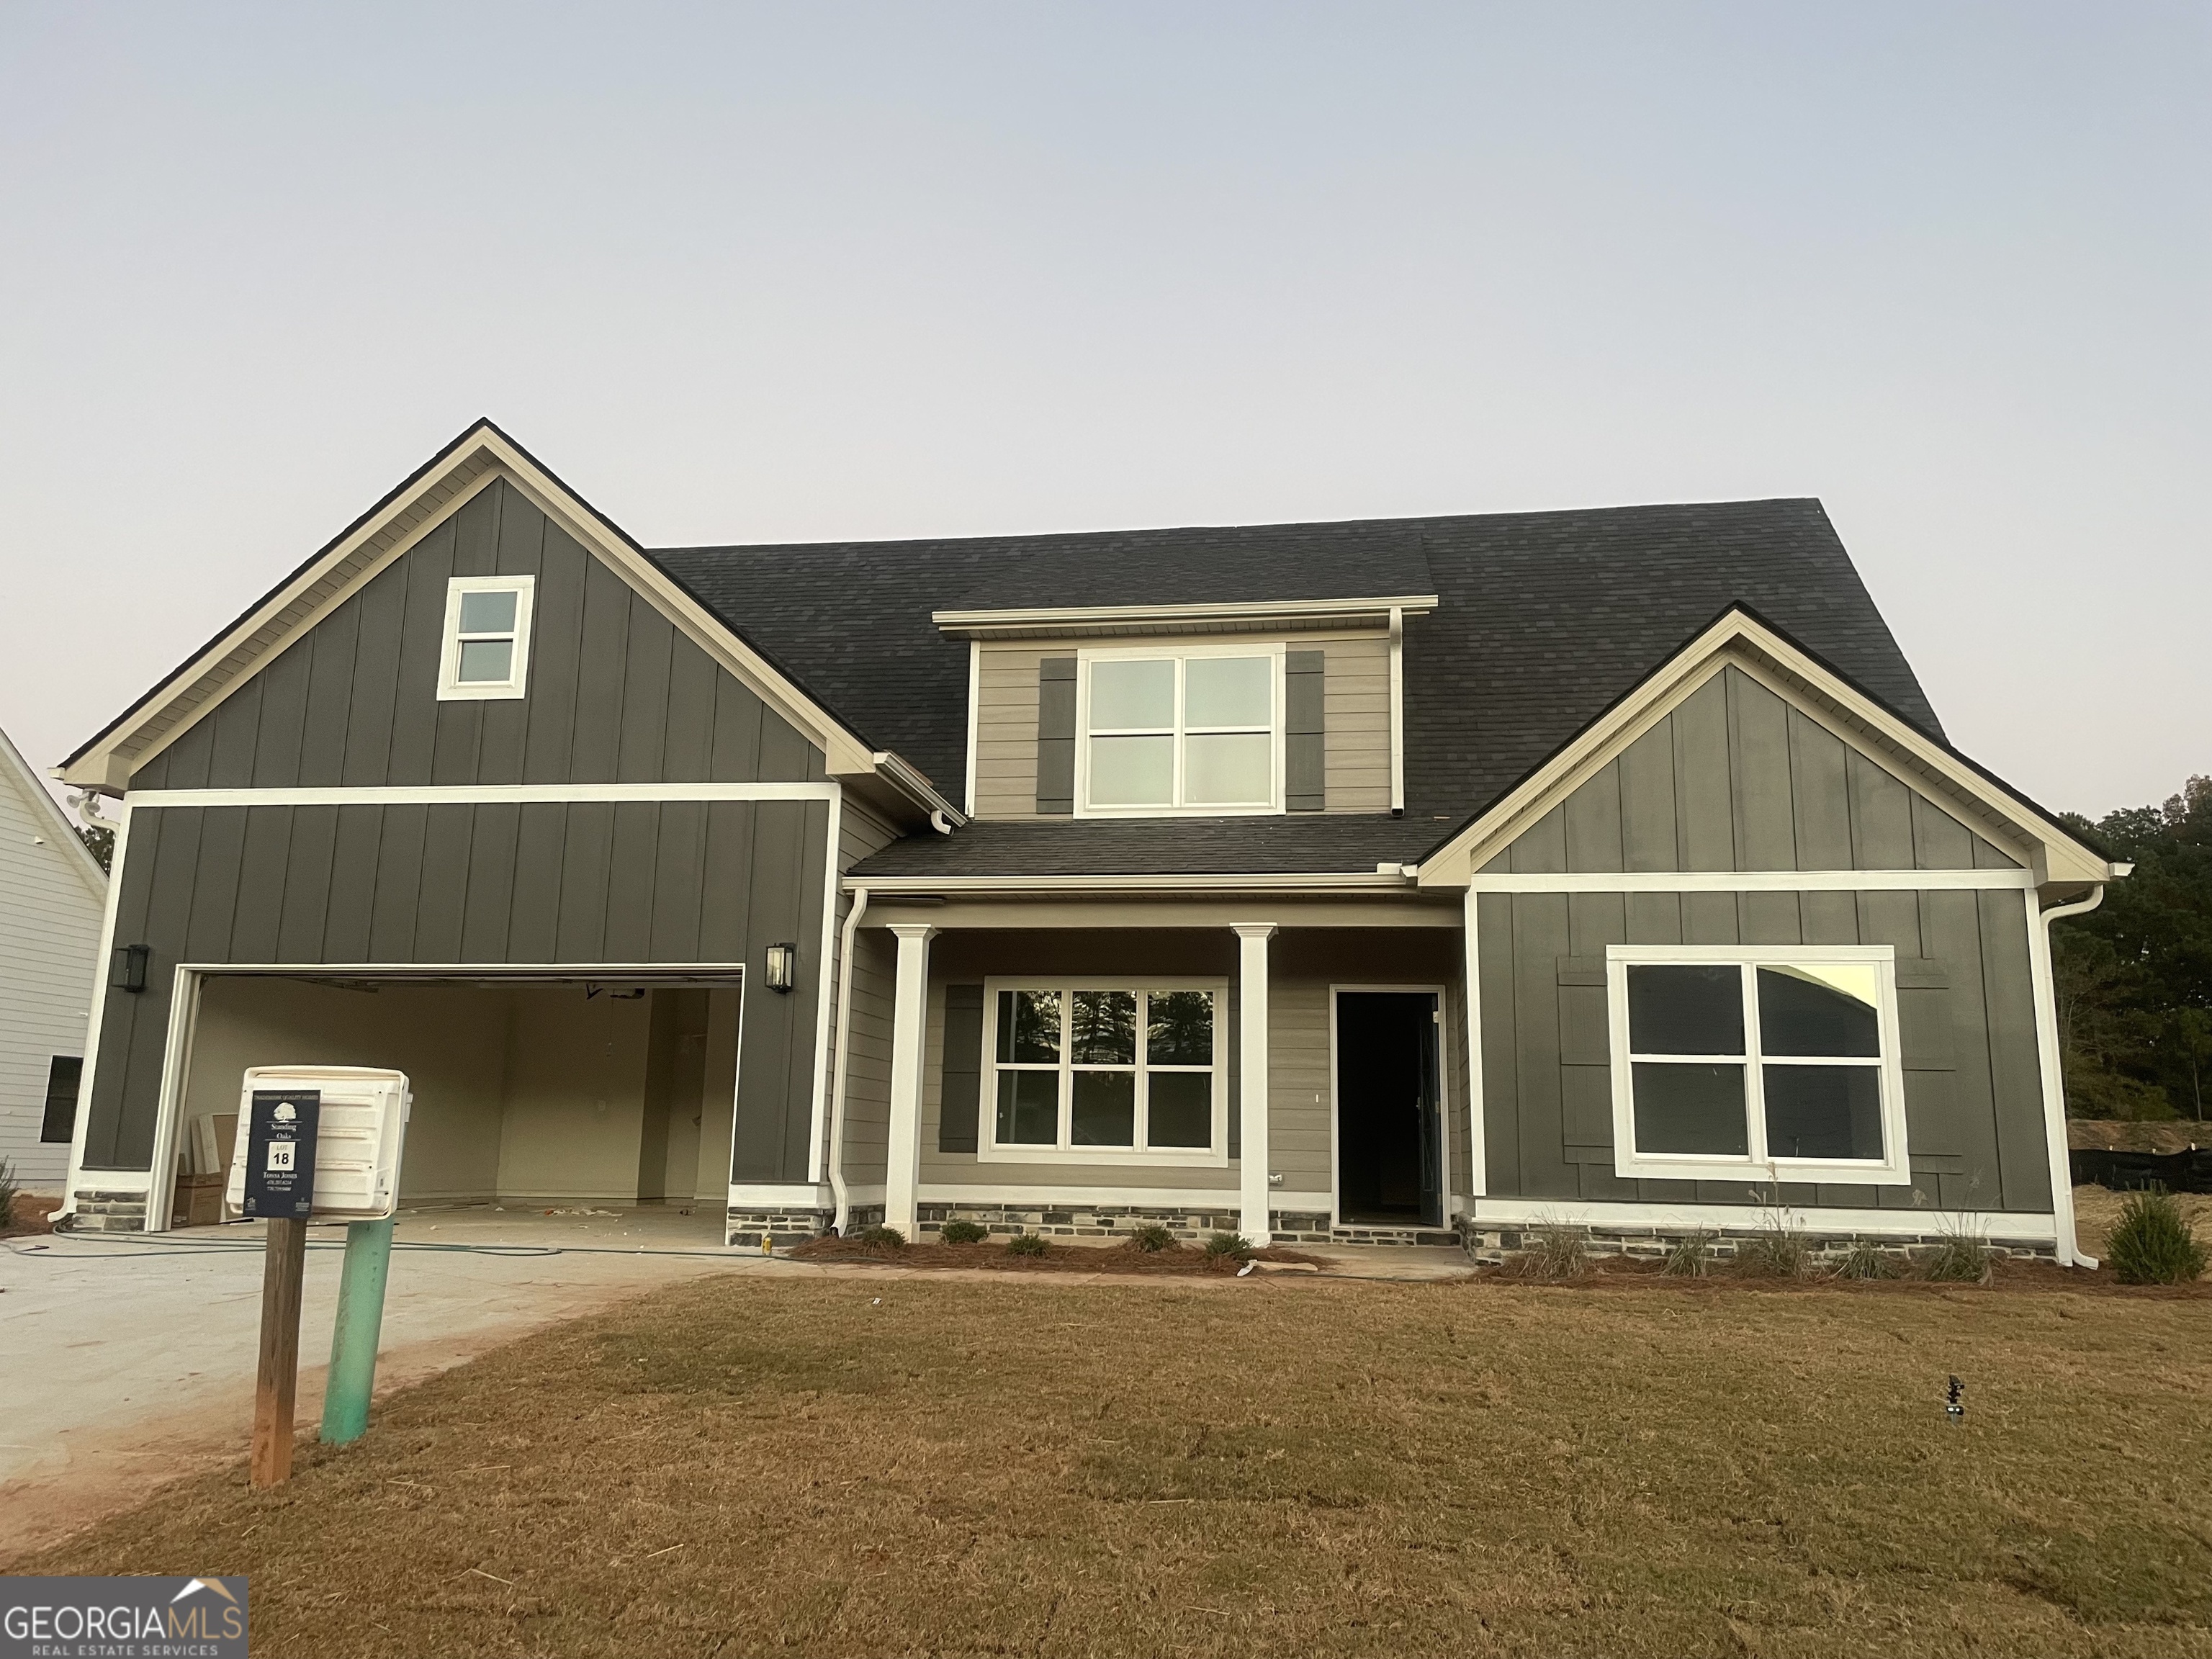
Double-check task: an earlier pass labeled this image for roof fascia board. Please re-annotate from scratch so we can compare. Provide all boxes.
[1417,611,2113,889]
[0,726,106,893]
[932,594,1439,637]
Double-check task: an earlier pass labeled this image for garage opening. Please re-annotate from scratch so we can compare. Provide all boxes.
[164,973,742,1244]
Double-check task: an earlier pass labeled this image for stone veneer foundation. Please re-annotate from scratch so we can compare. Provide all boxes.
[66,1188,150,1232]
[1452,1218,2059,1266]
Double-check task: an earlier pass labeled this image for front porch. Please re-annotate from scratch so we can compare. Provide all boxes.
[838,903,1470,1247]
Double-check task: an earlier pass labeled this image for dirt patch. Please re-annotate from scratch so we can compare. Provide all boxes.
[19,1273,2211,1658]
[2,1193,60,1237]
[790,1236,1326,1274]
[2068,1119,2209,1154]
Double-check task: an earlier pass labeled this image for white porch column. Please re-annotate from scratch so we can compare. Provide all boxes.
[883,922,938,1237]
[1233,923,1277,1242]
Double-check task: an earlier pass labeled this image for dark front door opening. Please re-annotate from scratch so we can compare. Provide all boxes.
[1335,991,1442,1228]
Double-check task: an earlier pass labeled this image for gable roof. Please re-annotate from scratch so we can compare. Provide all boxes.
[662,496,1946,865]
[0,724,107,895]
[59,421,959,821]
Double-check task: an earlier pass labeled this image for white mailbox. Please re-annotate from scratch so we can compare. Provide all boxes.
[225,1066,412,1222]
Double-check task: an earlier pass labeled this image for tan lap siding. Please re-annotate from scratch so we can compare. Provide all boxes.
[969,632,1394,819]
[1322,637,1392,813]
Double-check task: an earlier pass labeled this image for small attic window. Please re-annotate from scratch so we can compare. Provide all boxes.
[438,576,535,701]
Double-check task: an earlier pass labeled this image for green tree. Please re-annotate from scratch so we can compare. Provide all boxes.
[2054,775,2212,1120]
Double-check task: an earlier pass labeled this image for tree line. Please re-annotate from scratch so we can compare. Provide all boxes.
[2057,774,2211,1120]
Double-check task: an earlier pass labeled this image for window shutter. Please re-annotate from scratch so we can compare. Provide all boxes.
[1035,657,1076,815]
[40,1055,83,1144]
[1285,649,1326,812]
[938,984,985,1153]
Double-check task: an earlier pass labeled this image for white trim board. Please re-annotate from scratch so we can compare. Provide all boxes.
[1470,868,2036,893]
[933,594,1440,635]
[1465,1196,2058,1243]
[851,871,1417,895]
[129,782,840,809]
[729,1183,835,1208]
[916,1183,1328,1210]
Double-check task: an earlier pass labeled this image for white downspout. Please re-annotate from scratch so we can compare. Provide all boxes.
[825,885,869,1233]
[1388,606,1406,816]
[2027,884,2108,1269]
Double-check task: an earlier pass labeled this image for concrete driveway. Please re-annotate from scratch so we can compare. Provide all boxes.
[0,1208,796,1562]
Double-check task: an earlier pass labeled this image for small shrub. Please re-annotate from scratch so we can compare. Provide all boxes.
[0,1157,18,1233]
[1202,1231,1254,1259]
[937,1219,987,1245]
[2106,1188,2209,1285]
[1918,1222,1993,1284]
[855,1224,906,1253]
[1005,1231,1048,1256]
[1128,1223,1175,1252]
[1661,1229,1714,1277]
[1831,1239,1898,1280]
[1509,1222,1588,1280]
[1734,1222,1811,1280]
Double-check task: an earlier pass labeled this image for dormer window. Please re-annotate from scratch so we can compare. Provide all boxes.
[1076,646,1282,815]
[437,576,536,701]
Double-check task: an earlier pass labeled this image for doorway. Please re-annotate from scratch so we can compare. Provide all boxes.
[1333,989,1442,1228]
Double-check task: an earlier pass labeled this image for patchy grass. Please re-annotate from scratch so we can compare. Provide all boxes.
[19,1274,2212,1658]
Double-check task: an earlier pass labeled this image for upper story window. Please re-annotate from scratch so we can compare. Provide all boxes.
[1604,945,1910,1186]
[437,576,536,701]
[1076,646,1282,816]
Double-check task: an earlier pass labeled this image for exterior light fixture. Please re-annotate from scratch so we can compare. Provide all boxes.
[112,943,150,993]
[765,943,798,993]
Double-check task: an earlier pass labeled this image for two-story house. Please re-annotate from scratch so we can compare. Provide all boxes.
[53,421,2120,1263]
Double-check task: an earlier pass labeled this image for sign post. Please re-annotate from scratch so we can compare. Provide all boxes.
[240,1088,320,1488]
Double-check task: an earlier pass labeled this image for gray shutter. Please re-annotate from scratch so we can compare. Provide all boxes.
[938,984,985,1153]
[1226,981,1241,1159]
[1285,649,1326,812]
[1035,657,1076,814]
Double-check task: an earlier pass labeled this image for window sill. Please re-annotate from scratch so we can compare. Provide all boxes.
[1071,804,1285,820]
[436,683,528,702]
[1609,1154,1912,1187]
[976,1144,1231,1169]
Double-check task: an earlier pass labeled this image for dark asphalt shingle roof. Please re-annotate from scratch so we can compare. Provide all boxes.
[649,498,1938,878]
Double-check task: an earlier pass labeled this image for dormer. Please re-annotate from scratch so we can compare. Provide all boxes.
[934,520,1437,823]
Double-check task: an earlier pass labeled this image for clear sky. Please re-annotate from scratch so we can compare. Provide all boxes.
[2,2,2203,818]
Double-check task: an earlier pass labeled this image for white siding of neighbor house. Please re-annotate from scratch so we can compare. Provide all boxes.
[0,732,107,1192]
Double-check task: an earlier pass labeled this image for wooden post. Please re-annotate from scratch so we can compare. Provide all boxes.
[251,1217,310,1488]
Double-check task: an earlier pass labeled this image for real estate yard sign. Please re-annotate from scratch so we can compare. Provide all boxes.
[240,1089,320,1219]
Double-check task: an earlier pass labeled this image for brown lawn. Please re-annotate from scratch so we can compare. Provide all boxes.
[19,1270,2212,1658]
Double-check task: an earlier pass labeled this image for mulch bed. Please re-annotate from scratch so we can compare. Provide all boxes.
[1,1193,60,1238]
[788,1236,1327,1274]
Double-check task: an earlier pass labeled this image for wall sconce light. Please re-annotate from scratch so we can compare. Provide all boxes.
[765,943,798,993]
[112,943,150,993]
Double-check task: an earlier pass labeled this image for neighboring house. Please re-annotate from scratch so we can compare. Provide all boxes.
[53,421,2123,1264]
[0,723,106,1194]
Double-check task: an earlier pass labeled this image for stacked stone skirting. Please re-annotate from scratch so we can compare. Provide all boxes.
[727,1205,834,1246]
[68,1189,149,1232]
[917,1202,1458,1248]
[1271,1210,1460,1248]
[917,1201,1246,1241]
[1454,1218,2059,1266]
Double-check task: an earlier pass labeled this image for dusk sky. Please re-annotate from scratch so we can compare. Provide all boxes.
[2,2,2203,817]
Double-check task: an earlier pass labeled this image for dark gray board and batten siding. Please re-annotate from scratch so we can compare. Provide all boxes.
[1479,669,2050,1214]
[86,480,832,1182]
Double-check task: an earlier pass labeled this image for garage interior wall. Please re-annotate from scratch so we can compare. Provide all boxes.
[177,978,739,1206]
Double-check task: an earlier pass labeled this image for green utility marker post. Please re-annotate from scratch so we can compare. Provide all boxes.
[320,1217,395,1444]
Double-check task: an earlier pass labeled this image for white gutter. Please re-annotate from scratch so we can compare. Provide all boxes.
[932,593,1440,634]
[2026,883,2111,1269]
[825,885,870,1233]
[847,870,1422,896]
